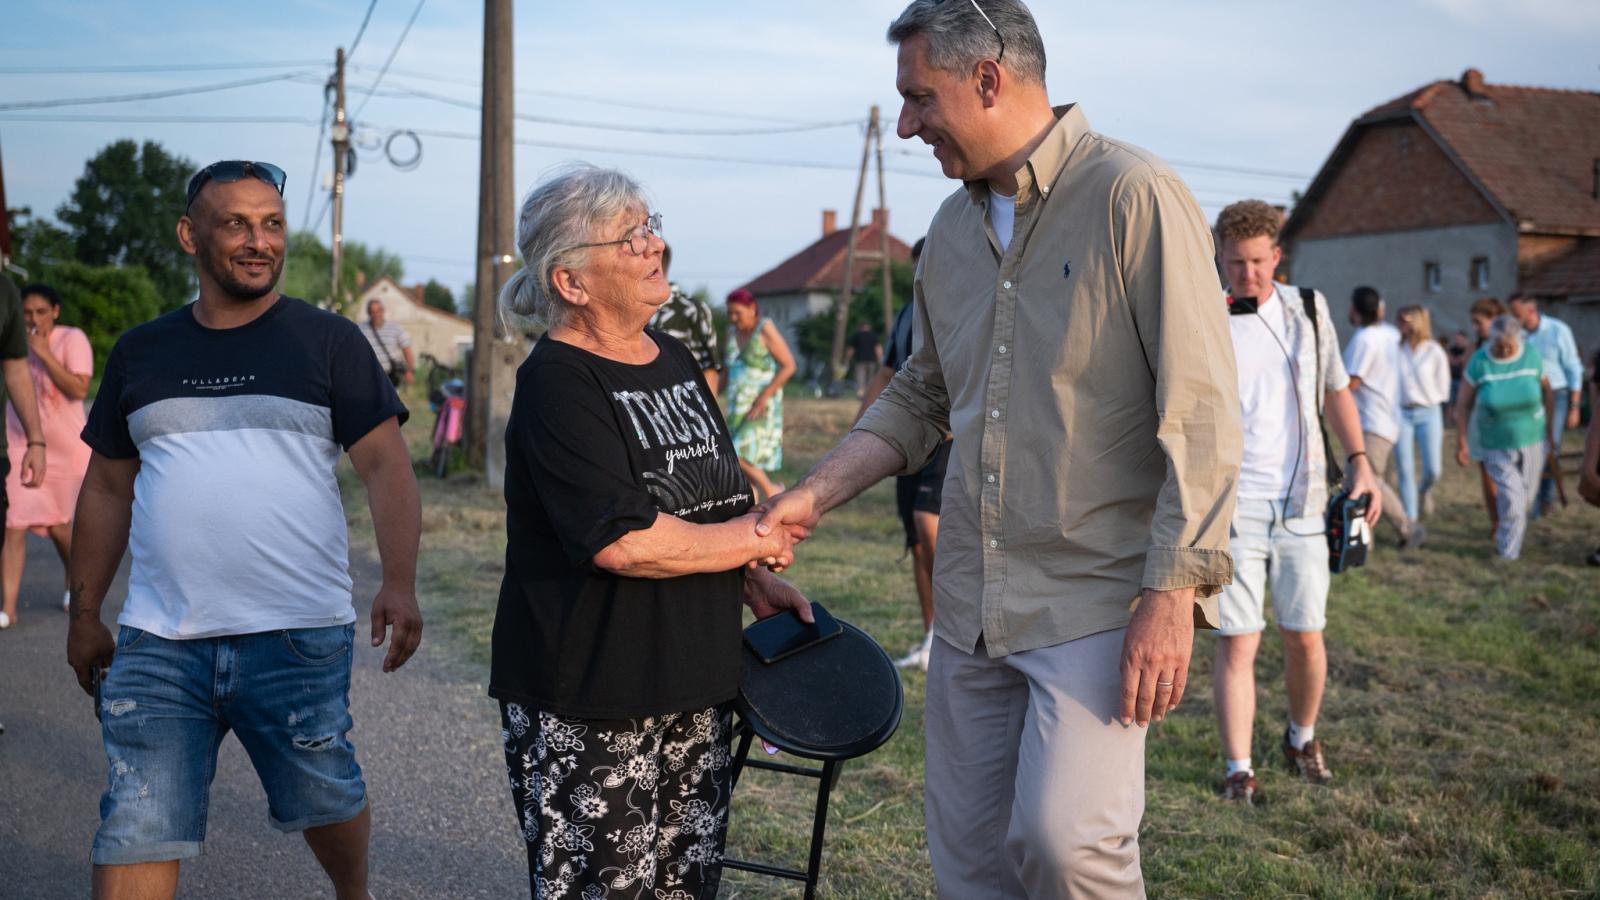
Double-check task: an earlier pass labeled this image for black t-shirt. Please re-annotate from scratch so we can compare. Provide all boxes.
[849,328,880,366]
[490,330,753,719]
[0,278,28,452]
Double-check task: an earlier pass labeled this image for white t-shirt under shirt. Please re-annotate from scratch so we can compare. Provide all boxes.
[989,189,1016,252]
[1399,340,1450,408]
[81,297,408,639]
[1343,321,1402,443]
[1231,292,1299,500]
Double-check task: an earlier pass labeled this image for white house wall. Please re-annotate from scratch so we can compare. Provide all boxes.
[1291,223,1517,343]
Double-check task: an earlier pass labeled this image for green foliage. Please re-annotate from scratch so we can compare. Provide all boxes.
[421,279,457,314]
[794,261,915,366]
[278,229,404,311]
[16,260,163,378]
[5,206,74,278]
[55,139,196,309]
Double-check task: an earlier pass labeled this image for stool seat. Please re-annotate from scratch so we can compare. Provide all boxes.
[735,620,902,761]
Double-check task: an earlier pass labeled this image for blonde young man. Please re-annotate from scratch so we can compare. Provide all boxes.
[1212,200,1383,804]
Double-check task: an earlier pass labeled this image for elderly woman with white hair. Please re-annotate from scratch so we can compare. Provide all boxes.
[1454,314,1553,560]
[488,163,812,898]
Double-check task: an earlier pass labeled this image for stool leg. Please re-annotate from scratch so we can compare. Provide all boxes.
[729,727,756,792]
[804,760,838,900]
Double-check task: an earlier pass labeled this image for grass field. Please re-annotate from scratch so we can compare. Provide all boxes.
[356,394,1600,898]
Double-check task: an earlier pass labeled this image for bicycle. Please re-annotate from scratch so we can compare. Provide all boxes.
[423,355,467,479]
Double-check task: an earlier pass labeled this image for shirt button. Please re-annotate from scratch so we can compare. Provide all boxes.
[985,473,996,483]
[989,539,999,548]
[997,344,1007,354]
[1041,184,1050,193]
[990,408,1000,419]
[1002,280,1013,289]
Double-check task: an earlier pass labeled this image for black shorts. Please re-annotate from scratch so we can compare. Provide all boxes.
[895,438,951,548]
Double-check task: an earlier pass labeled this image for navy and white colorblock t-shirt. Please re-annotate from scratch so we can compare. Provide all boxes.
[81,296,408,639]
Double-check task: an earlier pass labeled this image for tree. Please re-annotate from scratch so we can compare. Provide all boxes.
[422,279,456,314]
[278,230,404,311]
[55,140,196,310]
[4,206,73,279]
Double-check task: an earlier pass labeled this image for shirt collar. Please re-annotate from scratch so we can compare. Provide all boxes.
[964,104,1089,209]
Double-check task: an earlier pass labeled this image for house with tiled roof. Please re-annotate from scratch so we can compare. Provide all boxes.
[1283,68,1600,350]
[736,208,913,364]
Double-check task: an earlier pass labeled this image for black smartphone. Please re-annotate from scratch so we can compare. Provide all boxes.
[91,666,104,721]
[1227,295,1259,316]
[744,603,843,664]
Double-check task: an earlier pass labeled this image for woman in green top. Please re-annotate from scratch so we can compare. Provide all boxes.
[724,289,796,500]
[1454,315,1552,560]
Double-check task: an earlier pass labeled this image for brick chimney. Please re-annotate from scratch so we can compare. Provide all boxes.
[871,207,888,231]
[1460,68,1488,99]
[822,209,837,236]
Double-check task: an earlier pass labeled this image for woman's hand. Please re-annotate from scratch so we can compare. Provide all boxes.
[744,567,814,623]
[746,391,771,421]
[26,328,52,359]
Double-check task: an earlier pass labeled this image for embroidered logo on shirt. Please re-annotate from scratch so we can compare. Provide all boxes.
[1063,261,1072,279]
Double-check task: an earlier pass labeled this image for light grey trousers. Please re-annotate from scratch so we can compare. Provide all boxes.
[1482,442,1545,559]
[924,628,1146,899]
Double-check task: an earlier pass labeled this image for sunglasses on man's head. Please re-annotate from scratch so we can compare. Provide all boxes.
[934,0,1006,61]
[185,160,287,210]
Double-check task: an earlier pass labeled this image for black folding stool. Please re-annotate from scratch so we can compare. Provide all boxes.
[722,619,903,899]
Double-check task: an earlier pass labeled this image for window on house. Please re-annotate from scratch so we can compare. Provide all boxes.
[1471,257,1490,290]
[1424,262,1442,294]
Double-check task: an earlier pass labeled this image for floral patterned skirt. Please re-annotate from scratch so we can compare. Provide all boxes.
[499,701,735,899]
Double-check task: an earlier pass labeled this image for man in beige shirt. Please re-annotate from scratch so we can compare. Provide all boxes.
[756,1,1241,895]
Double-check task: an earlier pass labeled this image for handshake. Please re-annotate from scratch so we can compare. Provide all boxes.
[737,486,820,574]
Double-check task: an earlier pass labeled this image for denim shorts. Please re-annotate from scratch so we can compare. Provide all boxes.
[92,624,367,865]
[1216,497,1330,635]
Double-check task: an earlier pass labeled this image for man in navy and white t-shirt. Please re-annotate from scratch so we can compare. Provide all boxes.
[66,160,422,899]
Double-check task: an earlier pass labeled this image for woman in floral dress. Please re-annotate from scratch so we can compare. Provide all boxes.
[724,289,795,500]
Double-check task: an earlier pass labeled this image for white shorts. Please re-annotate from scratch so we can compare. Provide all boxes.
[1216,497,1330,635]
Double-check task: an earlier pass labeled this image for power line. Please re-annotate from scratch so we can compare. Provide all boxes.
[302,88,334,233]
[346,0,381,61]
[386,124,950,179]
[0,60,323,74]
[364,82,863,136]
[351,0,426,121]
[351,64,823,125]
[0,113,320,124]
[0,72,312,111]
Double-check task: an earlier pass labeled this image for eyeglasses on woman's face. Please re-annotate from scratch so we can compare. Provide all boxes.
[568,212,663,257]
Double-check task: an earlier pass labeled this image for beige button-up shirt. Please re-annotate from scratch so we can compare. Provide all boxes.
[855,105,1242,657]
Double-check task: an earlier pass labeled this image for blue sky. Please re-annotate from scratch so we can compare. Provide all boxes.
[3,0,1598,303]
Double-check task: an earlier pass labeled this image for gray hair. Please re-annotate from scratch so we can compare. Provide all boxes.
[1488,314,1524,351]
[499,163,651,328]
[887,0,1046,85]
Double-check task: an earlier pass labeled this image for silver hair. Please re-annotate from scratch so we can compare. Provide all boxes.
[887,0,1046,85]
[1488,314,1524,349]
[499,163,650,328]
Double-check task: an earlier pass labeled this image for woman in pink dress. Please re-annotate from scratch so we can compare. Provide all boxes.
[1,284,92,627]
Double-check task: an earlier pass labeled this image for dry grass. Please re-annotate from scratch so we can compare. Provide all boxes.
[348,391,1600,899]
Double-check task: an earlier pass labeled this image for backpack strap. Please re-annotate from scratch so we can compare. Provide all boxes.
[1300,287,1343,486]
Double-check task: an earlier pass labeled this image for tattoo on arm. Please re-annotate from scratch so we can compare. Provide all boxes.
[68,582,98,622]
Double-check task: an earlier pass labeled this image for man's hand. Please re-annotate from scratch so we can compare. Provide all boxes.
[754,485,820,544]
[370,585,423,673]
[744,568,814,623]
[1345,455,1383,527]
[1455,442,1471,468]
[1567,399,1581,432]
[67,614,116,697]
[404,369,415,386]
[1119,587,1196,727]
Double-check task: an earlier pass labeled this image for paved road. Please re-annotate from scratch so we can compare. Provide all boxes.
[0,534,526,898]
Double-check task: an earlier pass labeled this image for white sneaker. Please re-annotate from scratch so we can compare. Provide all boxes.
[895,632,933,671]
[0,611,11,629]
[63,591,72,612]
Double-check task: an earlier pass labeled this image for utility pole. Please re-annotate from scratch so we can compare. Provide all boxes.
[329,47,350,310]
[874,106,894,340]
[469,0,516,479]
[829,106,876,380]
